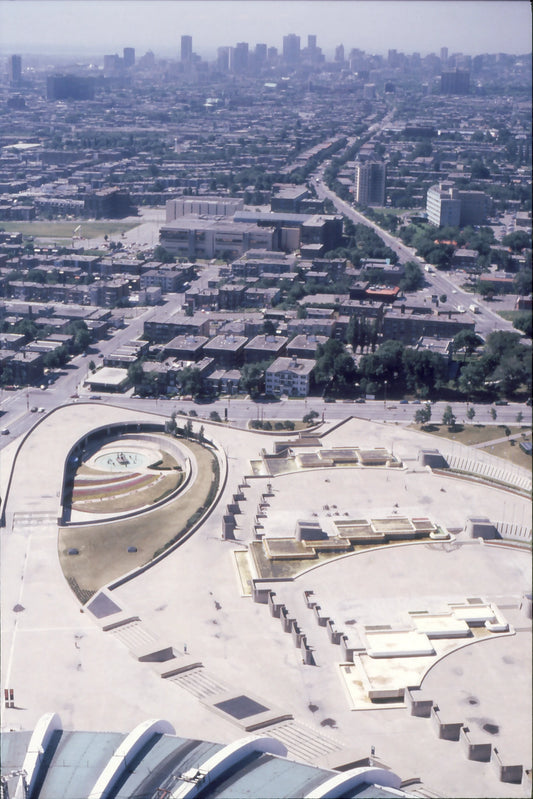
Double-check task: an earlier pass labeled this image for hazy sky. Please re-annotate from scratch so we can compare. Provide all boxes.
[1,1,531,59]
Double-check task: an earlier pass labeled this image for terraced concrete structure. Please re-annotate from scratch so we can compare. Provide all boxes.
[0,403,531,798]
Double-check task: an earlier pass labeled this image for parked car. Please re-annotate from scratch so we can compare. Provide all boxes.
[1,428,10,435]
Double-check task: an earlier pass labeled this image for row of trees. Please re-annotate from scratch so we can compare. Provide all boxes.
[399,221,532,273]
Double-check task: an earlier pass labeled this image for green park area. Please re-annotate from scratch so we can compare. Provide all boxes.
[0,220,139,240]
[59,438,219,602]
[410,423,532,470]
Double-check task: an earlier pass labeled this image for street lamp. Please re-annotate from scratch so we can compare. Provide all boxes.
[384,380,388,408]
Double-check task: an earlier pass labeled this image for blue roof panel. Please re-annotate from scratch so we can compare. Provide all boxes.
[114,738,223,798]
[0,731,32,772]
[205,753,333,799]
[37,731,125,799]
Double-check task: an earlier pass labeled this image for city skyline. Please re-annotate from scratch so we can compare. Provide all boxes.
[0,0,532,59]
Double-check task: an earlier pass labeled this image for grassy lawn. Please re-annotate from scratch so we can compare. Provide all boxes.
[59,438,218,600]
[497,310,523,322]
[409,423,532,470]
[488,439,532,470]
[0,220,139,239]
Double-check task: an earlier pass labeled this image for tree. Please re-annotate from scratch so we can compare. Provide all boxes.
[439,294,447,304]
[262,319,276,336]
[166,412,177,435]
[240,363,265,397]
[399,261,424,292]
[184,419,193,438]
[128,361,145,390]
[513,269,532,296]
[442,404,456,428]
[88,360,96,372]
[153,244,175,264]
[502,230,531,253]
[303,410,319,424]
[466,406,476,422]
[402,348,447,395]
[516,411,523,424]
[512,312,532,339]
[209,410,221,422]
[490,407,497,421]
[458,359,488,395]
[414,405,431,425]
[178,366,203,398]
[452,330,484,357]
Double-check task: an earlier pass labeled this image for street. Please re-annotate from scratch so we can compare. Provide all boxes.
[313,169,518,340]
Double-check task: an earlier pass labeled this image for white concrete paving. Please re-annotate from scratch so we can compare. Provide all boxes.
[0,406,531,798]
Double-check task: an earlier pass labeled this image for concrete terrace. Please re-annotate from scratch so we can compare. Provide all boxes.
[0,405,531,798]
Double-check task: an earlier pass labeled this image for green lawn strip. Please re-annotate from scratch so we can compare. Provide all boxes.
[485,439,533,471]
[59,439,216,597]
[410,423,531,448]
[497,310,524,322]
[0,220,139,238]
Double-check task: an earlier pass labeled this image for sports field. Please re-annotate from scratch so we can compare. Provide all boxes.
[0,220,140,239]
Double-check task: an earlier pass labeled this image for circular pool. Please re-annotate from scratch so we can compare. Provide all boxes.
[93,451,151,471]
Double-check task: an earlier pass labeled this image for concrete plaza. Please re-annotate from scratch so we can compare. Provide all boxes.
[0,403,531,798]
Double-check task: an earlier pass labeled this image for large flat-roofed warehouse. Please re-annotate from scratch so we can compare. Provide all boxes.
[159,217,275,259]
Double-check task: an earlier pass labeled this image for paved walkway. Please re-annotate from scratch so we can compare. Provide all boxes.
[472,430,532,449]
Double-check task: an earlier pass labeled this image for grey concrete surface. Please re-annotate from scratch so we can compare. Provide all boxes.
[1,406,531,798]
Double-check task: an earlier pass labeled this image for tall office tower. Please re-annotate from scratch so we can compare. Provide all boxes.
[440,46,448,64]
[231,42,249,73]
[181,35,193,63]
[387,48,398,66]
[283,33,300,65]
[255,43,267,65]
[307,35,317,51]
[267,47,278,64]
[354,158,386,206]
[440,68,470,94]
[103,54,120,72]
[9,54,22,84]
[334,44,345,63]
[217,47,230,71]
[123,47,135,67]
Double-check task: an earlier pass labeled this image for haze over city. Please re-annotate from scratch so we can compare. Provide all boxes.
[1,0,532,58]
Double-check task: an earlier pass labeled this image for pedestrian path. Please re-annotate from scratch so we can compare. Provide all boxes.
[472,430,531,449]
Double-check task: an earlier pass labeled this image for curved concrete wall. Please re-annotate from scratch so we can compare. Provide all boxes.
[61,427,196,527]
[304,765,402,798]
[168,735,288,799]
[19,711,62,799]
[106,432,228,592]
[88,718,175,799]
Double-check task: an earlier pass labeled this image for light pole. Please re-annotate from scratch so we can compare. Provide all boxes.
[384,380,388,408]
